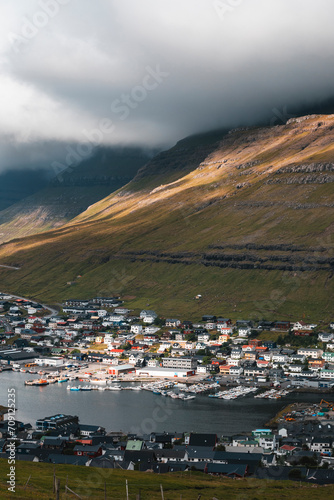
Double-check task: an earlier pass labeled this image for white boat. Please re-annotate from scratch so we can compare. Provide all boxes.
[90,378,107,385]
[108,385,122,391]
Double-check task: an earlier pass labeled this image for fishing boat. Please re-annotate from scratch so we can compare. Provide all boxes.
[25,380,36,386]
[183,395,196,401]
[108,385,122,391]
[69,386,81,391]
[25,379,49,386]
[81,385,92,391]
[47,378,58,384]
[58,378,69,383]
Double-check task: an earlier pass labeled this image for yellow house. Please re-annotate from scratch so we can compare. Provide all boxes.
[219,334,230,343]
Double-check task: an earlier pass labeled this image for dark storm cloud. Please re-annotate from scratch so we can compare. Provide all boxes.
[1,0,334,171]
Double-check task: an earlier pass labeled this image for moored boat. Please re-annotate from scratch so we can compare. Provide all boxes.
[25,379,49,386]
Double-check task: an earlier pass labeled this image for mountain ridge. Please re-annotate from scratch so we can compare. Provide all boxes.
[0,147,153,244]
[0,114,333,320]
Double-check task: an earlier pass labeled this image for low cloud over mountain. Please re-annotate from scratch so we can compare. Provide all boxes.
[1,0,334,171]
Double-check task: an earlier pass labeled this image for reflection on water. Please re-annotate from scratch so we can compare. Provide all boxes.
[0,372,332,435]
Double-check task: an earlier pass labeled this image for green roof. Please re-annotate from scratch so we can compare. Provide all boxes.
[125,440,143,451]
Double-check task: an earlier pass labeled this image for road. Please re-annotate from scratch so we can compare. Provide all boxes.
[0,319,12,333]
[0,292,58,318]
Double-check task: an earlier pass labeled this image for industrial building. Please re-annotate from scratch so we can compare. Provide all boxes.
[135,366,196,378]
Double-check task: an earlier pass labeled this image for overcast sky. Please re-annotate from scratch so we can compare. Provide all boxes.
[1,0,334,172]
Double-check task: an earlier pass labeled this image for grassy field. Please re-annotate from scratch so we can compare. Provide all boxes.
[0,460,333,500]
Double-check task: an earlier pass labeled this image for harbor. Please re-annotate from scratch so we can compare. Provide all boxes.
[0,370,331,436]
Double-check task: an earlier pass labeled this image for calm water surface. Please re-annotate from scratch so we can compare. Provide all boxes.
[1,372,332,435]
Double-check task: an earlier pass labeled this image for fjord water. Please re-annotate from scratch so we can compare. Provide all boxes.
[1,372,331,435]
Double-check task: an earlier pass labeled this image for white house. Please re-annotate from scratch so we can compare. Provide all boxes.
[143,315,157,325]
[140,310,157,319]
[206,322,217,330]
[293,321,317,331]
[97,310,108,317]
[310,438,333,454]
[258,434,277,451]
[318,332,334,343]
[217,325,233,335]
[320,369,334,379]
[129,354,143,365]
[231,349,242,360]
[130,325,143,334]
[27,307,38,315]
[286,364,303,373]
[147,359,159,367]
[227,358,241,366]
[185,342,196,349]
[198,333,210,342]
[238,327,251,337]
[144,326,160,334]
[230,366,243,376]
[108,314,126,323]
[272,354,289,364]
[195,342,206,350]
[165,319,181,327]
[197,365,211,374]
[114,308,130,315]
[323,351,334,362]
[157,343,170,354]
[297,348,323,359]
[289,354,306,363]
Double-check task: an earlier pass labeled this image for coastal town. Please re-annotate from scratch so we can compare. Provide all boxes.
[0,292,334,484]
[1,293,334,386]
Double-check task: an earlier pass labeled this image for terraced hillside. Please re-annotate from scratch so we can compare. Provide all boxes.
[0,115,333,320]
[0,147,151,243]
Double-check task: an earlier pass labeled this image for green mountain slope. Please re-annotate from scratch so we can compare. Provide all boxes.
[0,115,333,321]
[0,147,152,243]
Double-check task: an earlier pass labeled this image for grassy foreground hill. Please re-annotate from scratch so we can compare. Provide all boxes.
[0,115,333,320]
[0,460,332,499]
